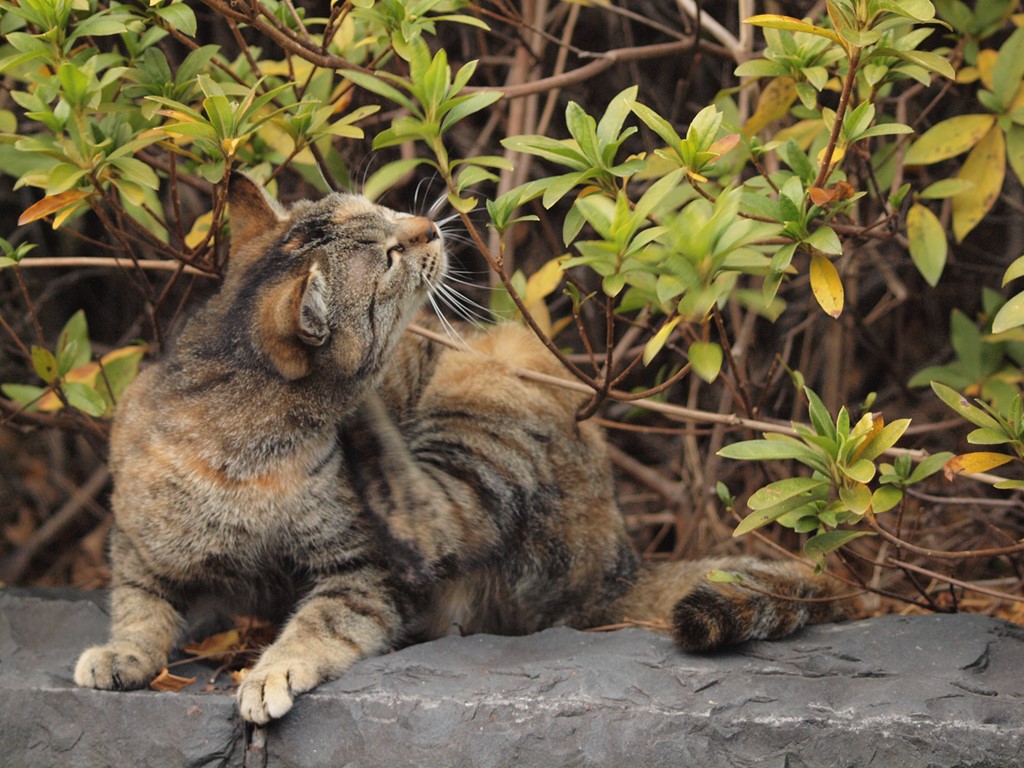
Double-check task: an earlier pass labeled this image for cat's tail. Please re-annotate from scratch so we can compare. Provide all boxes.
[611,556,858,651]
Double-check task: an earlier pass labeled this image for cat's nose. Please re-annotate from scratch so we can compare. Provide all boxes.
[396,217,440,246]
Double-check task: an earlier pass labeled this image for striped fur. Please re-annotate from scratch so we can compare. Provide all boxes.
[74,175,852,724]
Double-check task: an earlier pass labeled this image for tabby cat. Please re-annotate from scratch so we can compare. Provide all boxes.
[74,174,851,724]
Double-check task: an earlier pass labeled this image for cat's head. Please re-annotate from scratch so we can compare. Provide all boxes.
[221,173,446,383]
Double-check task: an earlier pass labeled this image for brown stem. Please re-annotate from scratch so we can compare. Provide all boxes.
[886,558,1024,605]
[813,48,862,189]
[865,512,1024,561]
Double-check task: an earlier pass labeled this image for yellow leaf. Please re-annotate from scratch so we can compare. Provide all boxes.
[977,49,997,91]
[185,211,214,249]
[643,316,682,366]
[953,125,1006,242]
[149,668,196,692]
[741,77,797,137]
[18,190,90,226]
[524,257,567,306]
[743,15,845,48]
[955,66,980,85]
[221,136,244,159]
[52,199,89,229]
[773,119,827,150]
[850,413,884,462]
[809,251,844,318]
[944,451,1014,478]
[904,114,996,166]
[182,628,242,659]
[256,58,315,81]
[817,143,845,173]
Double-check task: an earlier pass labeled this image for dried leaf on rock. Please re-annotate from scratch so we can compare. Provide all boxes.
[150,668,196,692]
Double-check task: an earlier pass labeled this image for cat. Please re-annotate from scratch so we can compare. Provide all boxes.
[74,173,852,724]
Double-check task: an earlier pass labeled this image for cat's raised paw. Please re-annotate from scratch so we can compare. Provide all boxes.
[237,659,320,724]
[74,642,160,690]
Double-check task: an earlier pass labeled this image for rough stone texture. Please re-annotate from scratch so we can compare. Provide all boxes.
[2,588,1023,768]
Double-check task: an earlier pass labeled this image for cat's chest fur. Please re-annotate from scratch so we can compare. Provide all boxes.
[109,365,362,584]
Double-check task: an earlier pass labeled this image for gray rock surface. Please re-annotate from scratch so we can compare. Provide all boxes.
[1,588,1022,767]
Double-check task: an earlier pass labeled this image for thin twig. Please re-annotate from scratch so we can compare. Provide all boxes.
[16,257,215,276]
[865,512,1024,561]
[886,558,1024,604]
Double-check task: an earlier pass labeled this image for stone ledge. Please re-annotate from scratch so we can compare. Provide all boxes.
[2,589,1023,768]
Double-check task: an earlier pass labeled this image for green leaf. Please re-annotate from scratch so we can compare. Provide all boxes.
[804,387,837,443]
[856,122,915,140]
[871,485,903,514]
[992,28,1024,110]
[733,503,801,537]
[596,86,638,146]
[884,49,954,80]
[1,383,46,408]
[839,483,872,514]
[906,203,947,287]
[735,59,787,78]
[857,418,911,462]
[872,0,935,21]
[1003,255,1024,286]
[1006,125,1024,189]
[58,310,91,369]
[95,346,146,406]
[805,226,842,256]
[631,101,683,153]
[440,90,502,133]
[992,290,1024,334]
[602,272,626,298]
[840,459,876,485]
[154,3,198,36]
[31,346,57,382]
[362,158,428,202]
[718,436,827,470]
[906,451,954,484]
[967,427,1014,445]
[71,13,136,39]
[748,477,829,510]
[919,178,974,199]
[62,381,106,417]
[804,530,873,560]
[931,381,1003,430]
[687,341,723,383]
[344,71,415,113]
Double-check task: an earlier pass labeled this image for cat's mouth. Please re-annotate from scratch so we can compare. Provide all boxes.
[419,222,447,287]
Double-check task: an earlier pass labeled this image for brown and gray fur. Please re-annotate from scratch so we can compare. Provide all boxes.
[75,174,850,723]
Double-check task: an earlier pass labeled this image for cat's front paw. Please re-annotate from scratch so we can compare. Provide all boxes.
[74,642,162,690]
[237,659,320,724]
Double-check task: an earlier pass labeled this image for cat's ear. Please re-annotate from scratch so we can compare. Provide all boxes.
[228,172,284,252]
[296,264,329,346]
[258,263,330,380]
